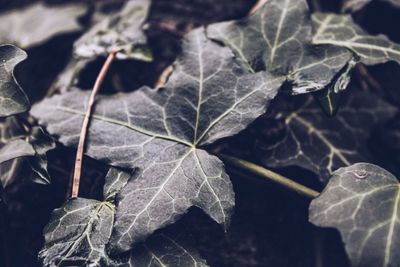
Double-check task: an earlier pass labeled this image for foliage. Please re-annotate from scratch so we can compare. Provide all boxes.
[1,0,400,266]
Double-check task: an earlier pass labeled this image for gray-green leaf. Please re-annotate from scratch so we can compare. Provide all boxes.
[127,233,209,267]
[32,27,283,253]
[310,163,400,267]
[257,91,396,183]
[0,3,87,48]
[0,45,29,117]
[74,0,152,61]
[39,168,132,267]
[312,13,400,65]
[207,0,352,94]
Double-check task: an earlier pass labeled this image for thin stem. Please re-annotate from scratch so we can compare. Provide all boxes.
[249,0,268,15]
[218,154,320,199]
[71,51,117,198]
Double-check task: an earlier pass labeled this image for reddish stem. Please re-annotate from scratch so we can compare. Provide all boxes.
[71,51,117,198]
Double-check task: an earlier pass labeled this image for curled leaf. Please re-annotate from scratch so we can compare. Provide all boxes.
[0,45,29,117]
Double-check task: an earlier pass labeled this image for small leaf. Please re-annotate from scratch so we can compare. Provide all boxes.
[0,3,87,48]
[0,45,29,117]
[74,0,152,61]
[256,91,396,183]
[39,168,132,267]
[312,13,400,65]
[0,118,55,187]
[310,163,400,267]
[32,27,283,253]
[207,0,352,94]
[127,232,209,267]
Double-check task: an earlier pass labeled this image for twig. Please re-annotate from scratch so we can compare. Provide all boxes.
[218,154,320,199]
[70,51,117,198]
[154,65,174,89]
[249,0,268,15]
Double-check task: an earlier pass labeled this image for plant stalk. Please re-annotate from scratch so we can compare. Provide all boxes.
[218,154,320,199]
[71,51,117,198]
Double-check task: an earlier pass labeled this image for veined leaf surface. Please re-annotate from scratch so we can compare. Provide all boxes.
[32,28,283,253]
[310,163,400,267]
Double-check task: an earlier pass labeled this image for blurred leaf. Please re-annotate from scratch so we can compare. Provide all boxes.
[256,91,396,183]
[0,2,87,48]
[310,163,400,267]
[74,0,152,61]
[342,0,400,12]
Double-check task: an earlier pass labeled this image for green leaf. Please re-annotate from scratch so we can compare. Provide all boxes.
[0,3,87,48]
[127,232,209,267]
[74,0,152,61]
[343,0,400,12]
[310,163,400,267]
[256,91,396,183]
[39,168,132,267]
[207,0,352,94]
[312,13,400,65]
[32,27,283,253]
[0,45,29,117]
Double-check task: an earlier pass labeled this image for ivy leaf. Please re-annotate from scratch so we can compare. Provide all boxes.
[39,168,132,267]
[74,0,152,61]
[207,0,352,94]
[127,232,209,267]
[0,118,55,187]
[312,13,400,65]
[256,91,396,183]
[310,163,400,267]
[31,28,283,253]
[0,3,87,49]
[0,45,29,117]
[343,0,400,12]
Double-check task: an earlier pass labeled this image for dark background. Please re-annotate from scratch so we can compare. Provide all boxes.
[1,0,399,266]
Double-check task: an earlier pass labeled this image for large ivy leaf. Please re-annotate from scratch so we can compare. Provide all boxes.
[207,0,352,94]
[39,168,132,267]
[127,232,209,267]
[312,13,400,65]
[256,91,396,183]
[0,117,55,187]
[343,0,400,12]
[31,27,283,253]
[310,163,400,267]
[0,3,87,49]
[74,0,152,61]
[0,45,29,117]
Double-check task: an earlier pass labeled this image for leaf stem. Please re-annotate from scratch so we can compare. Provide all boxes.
[71,51,117,198]
[248,0,268,15]
[218,154,320,199]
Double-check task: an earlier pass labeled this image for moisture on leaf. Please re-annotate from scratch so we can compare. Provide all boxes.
[74,0,152,61]
[255,91,396,183]
[39,168,132,267]
[0,3,87,48]
[0,45,29,117]
[207,0,352,94]
[310,163,400,267]
[312,13,400,65]
[31,27,283,253]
